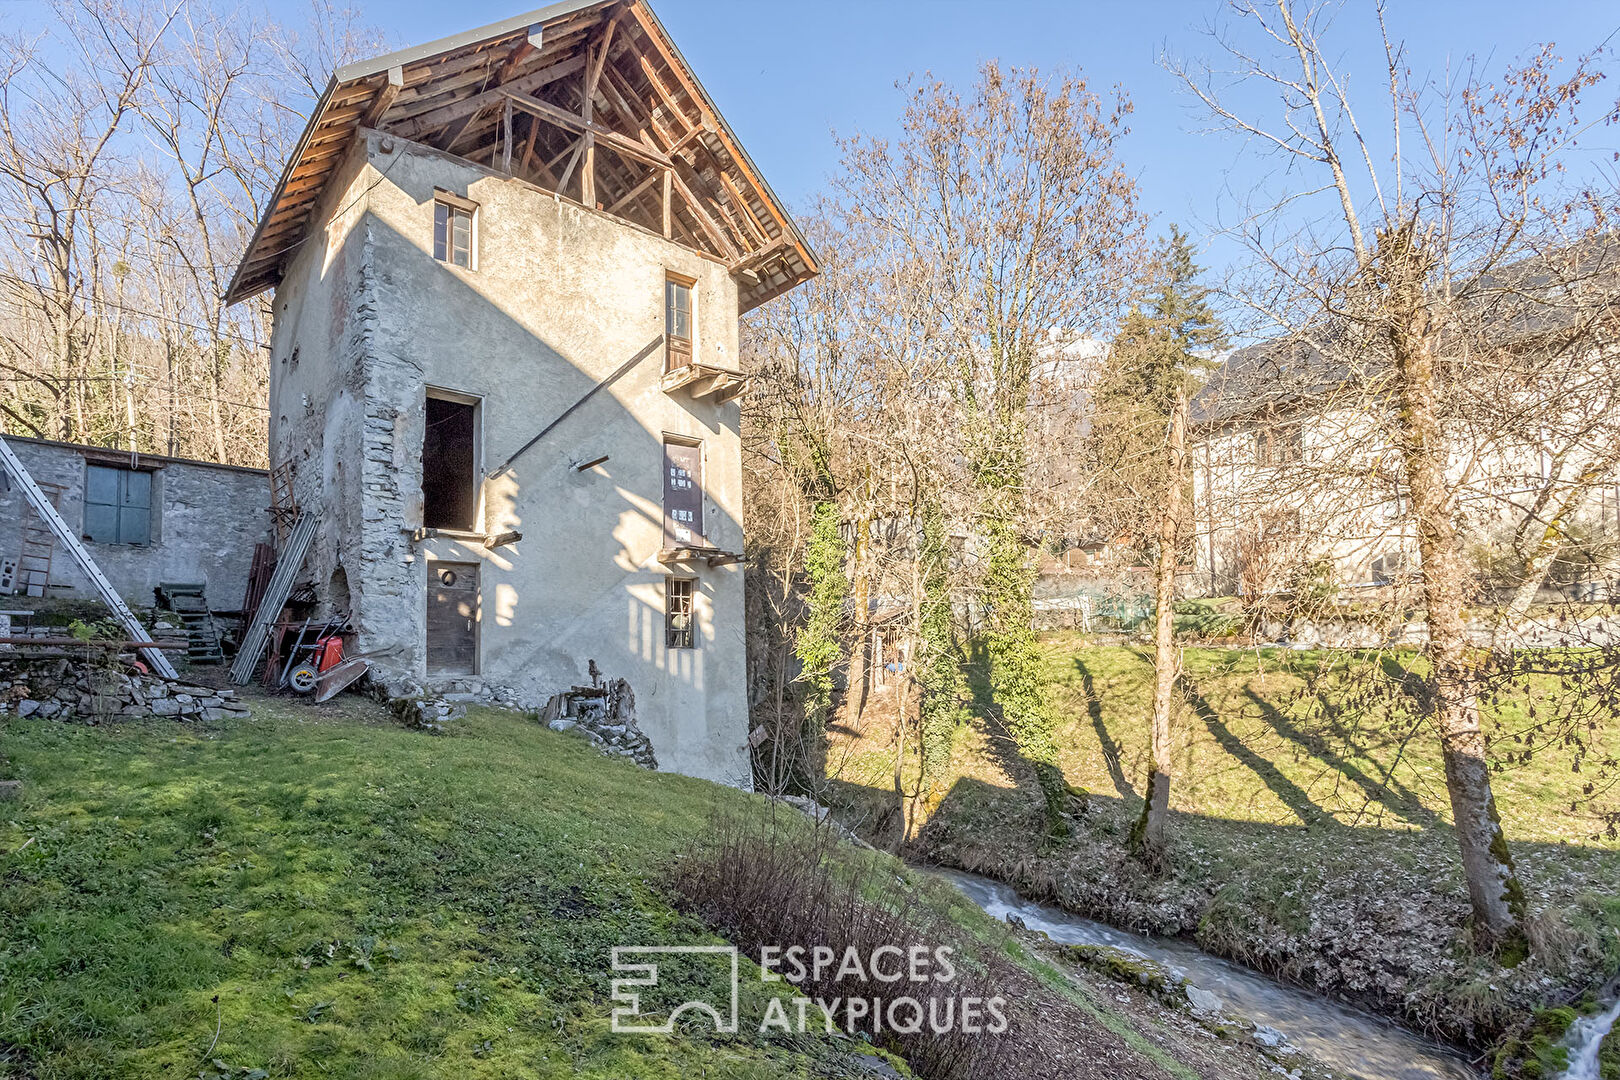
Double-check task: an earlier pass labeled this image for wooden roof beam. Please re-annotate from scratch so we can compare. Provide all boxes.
[360,65,405,128]
[668,167,736,260]
[389,54,586,142]
[502,91,670,170]
[605,165,662,215]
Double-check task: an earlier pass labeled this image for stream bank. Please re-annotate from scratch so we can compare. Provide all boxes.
[934,869,1481,1080]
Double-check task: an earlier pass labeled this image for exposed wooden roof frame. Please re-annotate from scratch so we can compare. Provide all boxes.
[225,0,816,310]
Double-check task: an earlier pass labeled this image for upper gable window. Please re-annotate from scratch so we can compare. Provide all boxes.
[665,273,694,372]
[434,191,477,270]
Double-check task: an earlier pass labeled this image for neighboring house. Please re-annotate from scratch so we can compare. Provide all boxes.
[1189,333,1620,601]
[0,435,268,606]
[224,2,817,784]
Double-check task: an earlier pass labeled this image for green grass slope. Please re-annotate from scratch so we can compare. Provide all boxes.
[828,640,1620,1046]
[0,698,1239,1080]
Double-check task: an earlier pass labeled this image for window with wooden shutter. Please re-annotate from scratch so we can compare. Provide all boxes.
[83,464,153,546]
[665,273,693,372]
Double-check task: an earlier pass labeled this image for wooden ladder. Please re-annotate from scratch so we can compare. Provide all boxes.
[268,460,297,545]
[17,481,65,598]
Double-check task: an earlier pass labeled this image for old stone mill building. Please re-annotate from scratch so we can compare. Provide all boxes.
[217,1,817,782]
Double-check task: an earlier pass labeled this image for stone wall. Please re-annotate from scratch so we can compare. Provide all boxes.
[0,652,250,723]
[0,435,269,609]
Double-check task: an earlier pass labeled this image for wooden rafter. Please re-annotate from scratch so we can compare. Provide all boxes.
[503,92,670,171]
[360,65,404,128]
[227,0,817,311]
[392,54,586,142]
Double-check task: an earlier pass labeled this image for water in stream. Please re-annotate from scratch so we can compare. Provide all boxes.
[934,869,1481,1080]
[1557,995,1620,1080]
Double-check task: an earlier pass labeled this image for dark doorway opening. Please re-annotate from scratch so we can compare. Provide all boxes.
[424,394,477,529]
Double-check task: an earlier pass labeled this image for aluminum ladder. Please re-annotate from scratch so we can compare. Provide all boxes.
[0,435,178,679]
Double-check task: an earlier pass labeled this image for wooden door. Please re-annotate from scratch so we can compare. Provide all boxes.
[427,562,479,675]
[663,440,705,549]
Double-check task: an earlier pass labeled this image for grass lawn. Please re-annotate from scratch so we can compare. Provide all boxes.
[825,638,1620,1048]
[0,694,1255,1080]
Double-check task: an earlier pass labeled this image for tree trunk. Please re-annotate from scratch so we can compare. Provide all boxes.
[845,502,872,726]
[1382,227,1526,948]
[1130,387,1186,868]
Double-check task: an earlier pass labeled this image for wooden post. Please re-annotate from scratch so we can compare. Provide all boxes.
[582,133,595,206]
[501,97,514,173]
[662,168,672,237]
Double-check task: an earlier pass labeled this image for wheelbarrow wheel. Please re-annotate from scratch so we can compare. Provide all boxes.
[288,664,320,694]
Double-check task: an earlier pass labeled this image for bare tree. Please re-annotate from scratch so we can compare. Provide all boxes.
[1172,0,1620,947]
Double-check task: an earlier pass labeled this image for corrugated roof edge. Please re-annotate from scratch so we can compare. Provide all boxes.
[332,0,602,83]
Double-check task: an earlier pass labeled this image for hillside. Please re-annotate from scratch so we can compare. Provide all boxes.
[0,696,1268,1079]
[825,639,1620,1049]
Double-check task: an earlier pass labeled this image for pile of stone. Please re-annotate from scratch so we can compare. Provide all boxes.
[540,677,656,769]
[0,654,250,723]
[389,695,468,734]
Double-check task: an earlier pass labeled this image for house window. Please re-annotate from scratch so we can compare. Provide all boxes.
[84,463,152,545]
[666,577,695,649]
[433,193,476,269]
[1254,423,1302,466]
[662,438,704,548]
[665,273,693,372]
[423,391,480,530]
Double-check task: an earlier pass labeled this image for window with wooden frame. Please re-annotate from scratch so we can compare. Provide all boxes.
[665,577,695,649]
[664,272,694,372]
[433,191,477,269]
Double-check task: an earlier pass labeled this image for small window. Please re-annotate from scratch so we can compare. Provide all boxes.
[84,464,152,545]
[434,196,476,269]
[1254,423,1302,466]
[665,274,693,372]
[666,577,695,649]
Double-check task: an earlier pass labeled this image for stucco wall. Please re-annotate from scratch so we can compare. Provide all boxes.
[0,435,268,608]
[269,131,752,785]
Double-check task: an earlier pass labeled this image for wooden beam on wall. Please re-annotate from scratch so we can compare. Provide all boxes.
[360,66,404,128]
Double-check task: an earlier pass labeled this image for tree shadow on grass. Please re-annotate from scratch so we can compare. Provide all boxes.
[1240,687,1443,831]
[1070,655,1137,801]
[962,639,1069,839]
[1181,676,1336,830]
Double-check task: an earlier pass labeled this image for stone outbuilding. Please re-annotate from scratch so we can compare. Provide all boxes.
[0,434,268,608]
[225,1,817,784]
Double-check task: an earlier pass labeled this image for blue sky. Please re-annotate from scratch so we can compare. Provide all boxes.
[381,0,1620,275]
[5,0,1617,275]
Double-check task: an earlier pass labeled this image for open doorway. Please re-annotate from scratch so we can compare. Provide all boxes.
[423,390,480,530]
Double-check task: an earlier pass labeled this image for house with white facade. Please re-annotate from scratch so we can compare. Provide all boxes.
[225,1,817,783]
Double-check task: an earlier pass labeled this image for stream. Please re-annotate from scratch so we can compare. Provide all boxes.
[933,869,1482,1080]
[1558,994,1620,1080]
